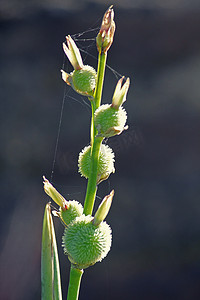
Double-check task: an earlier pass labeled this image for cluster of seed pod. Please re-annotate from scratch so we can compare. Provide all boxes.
[77,74,129,183]
[60,12,129,184]
[43,177,113,269]
[43,6,130,270]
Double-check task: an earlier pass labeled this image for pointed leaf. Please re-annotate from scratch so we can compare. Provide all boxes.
[41,203,62,300]
[51,211,63,300]
[41,203,54,300]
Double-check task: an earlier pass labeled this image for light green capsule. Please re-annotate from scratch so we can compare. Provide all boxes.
[71,65,97,96]
[94,104,127,138]
[62,215,112,269]
[60,200,83,226]
[78,143,115,184]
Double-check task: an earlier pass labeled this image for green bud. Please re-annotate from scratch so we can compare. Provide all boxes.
[60,200,83,226]
[93,190,114,226]
[62,215,112,269]
[78,144,115,184]
[61,65,97,96]
[96,5,115,53]
[94,104,128,138]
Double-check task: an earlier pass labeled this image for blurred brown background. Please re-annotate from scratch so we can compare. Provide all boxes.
[1,0,200,299]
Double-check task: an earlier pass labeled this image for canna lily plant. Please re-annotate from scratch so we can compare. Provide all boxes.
[41,5,130,300]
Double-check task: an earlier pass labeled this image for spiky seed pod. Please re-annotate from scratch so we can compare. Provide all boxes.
[94,104,127,138]
[65,65,97,96]
[60,200,83,226]
[78,144,115,184]
[62,215,112,269]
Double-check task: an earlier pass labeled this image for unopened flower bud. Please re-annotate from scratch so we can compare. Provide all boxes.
[93,190,114,226]
[78,144,115,184]
[96,5,115,53]
[62,215,112,269]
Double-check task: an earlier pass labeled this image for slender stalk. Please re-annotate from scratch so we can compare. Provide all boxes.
[90,51,107,145]
[83,136,103,215]
[83,51,107,216]
[67,266,83,300]
[90,100,95,146]
[94,51,107,110]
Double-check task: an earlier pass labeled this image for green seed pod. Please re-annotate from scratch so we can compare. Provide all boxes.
[62,215,112,269]
[78,144,115,184]
[70,65,97,96]
[60,200,83,226]
[94,104,127,138]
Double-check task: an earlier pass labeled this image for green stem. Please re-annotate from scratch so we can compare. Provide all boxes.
[83,51,107,216]
[90,100,95,146]
[67,266,83,300]
[94,51,107,110]
[83,136,103,215]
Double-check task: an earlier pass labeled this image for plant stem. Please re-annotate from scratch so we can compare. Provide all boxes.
[90,100,95,146]
[67,266,83,300]
[90,51,107,144]
[83,51,107,216]
[94,51,107,110]
[83,136,103,215]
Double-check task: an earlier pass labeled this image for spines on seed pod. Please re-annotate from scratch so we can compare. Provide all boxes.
[60,200,83,226]
[43,177,83,226]
[61,66,97,97]
[78,143,115,184]
[94,104,128,138]
[94,77,130,138]
[61,35,97,97]
[62,215,112,269]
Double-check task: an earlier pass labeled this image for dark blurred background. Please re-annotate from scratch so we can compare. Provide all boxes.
[1,0,200,299]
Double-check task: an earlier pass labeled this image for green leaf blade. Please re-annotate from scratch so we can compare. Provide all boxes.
[41,203,62,300]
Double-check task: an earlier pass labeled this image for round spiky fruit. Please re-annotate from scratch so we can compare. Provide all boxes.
[60,200,83,226]
[94,104,127,138]
[62,215,112,269]
[71,65,97,96]
[78,144,115,184]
